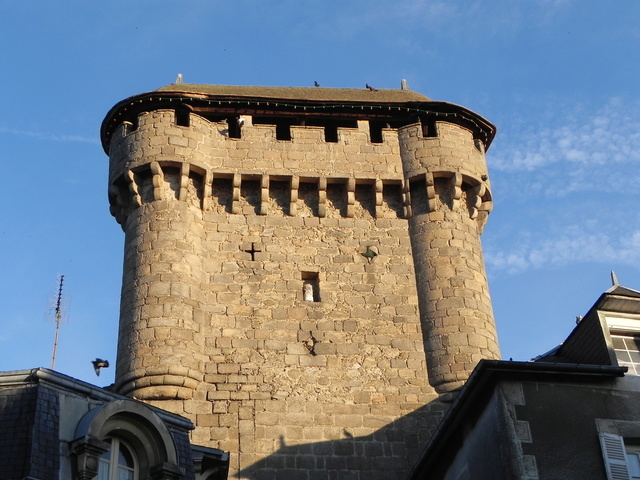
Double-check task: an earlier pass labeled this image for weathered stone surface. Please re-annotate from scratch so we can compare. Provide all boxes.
[107,97,498,479]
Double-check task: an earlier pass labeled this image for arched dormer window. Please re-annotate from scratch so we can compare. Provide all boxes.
[98,437,138,480]
[72,399,183,480]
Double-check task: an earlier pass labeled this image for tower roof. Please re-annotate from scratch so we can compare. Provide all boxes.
[155,84,432,104]
[101,83,496,153]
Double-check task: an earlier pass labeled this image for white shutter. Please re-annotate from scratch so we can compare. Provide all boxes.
[600,432,631,480]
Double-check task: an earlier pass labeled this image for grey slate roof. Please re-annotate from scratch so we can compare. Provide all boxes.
[155,84,432,104]
[101,83,496,153]
[534,283,640,365]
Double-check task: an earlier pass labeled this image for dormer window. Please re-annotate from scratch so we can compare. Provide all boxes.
[72,399,183,480]
[98,437,138,480]
[606,314,640,375]
[611,334,640,375]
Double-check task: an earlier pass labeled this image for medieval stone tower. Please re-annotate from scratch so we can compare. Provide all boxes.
[101,83,500,479]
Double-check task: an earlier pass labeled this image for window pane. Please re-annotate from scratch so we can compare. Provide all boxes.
[627,452,640,478]
[617,351,631,362]
[100,437,137,480]
[98,460,110,480]
[117,467,135,480]
[99,439,113,460]
[117,443,135,468]
[612,336,626,349]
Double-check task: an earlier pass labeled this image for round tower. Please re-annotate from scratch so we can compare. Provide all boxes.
[399,116,500,393]
[106,109,210,401]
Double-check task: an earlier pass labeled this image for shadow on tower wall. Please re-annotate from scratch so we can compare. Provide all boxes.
[236,398,449,480]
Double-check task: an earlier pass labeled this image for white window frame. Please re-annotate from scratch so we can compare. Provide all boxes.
[98,437,139,480]
[603,313,640,375]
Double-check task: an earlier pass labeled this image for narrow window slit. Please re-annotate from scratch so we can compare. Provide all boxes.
[302,272,320,302]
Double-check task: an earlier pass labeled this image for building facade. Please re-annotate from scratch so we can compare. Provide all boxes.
[100,83,501,478]
[0,368,228,480]
[410,283,640,480]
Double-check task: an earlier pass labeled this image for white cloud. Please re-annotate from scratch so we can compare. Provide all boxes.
[0,127,98,144]
[489,98,640,196]
[486,225,640,275]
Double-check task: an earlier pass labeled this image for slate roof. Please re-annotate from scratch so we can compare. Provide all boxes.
[101,83,496,153]
[155,84,432,104]
[534,283,640,365]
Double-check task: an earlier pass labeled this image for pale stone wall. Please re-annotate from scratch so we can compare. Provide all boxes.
[399,123,500,393]
[107,107,496,479]
[109,111,403,183]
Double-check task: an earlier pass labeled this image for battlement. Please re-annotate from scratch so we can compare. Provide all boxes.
[108,109,405,182]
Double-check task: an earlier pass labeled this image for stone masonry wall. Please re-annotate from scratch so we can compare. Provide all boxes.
[107,109,491,479]
[399,123,500,393]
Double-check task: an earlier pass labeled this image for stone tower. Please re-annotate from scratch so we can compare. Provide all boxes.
[101,83,499,479]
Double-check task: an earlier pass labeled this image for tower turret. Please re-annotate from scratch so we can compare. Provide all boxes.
[399,114,500,392]
[107,110,212,400]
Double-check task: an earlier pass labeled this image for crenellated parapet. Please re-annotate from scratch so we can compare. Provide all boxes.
[107,108,406,184]
[399,122,493,231]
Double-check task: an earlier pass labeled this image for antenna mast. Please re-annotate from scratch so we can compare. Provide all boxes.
[51,274,64,370]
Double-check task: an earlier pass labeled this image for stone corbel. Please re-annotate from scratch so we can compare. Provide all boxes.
[259,174,269,215]
[425,173,437,212]
[476,199,493,233]
[108,183,124,223]
[468,183,485,220]
[289,176,299,216]
[346,178,355,218]
[317,177,327,218]
[231,173,241,214]
[125,170,142,207]
[178,163,189,202]
[202,171,212,211]
[71,435,109,480]
[448,173,462,210]
[470,181,493,232]
[150,162,163,201]
[403,179,412,218]
[374,179,383,218]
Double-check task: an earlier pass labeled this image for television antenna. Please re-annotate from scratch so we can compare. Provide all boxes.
[49,274,66,370]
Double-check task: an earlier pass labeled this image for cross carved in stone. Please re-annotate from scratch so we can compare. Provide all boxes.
[244,243,262,261]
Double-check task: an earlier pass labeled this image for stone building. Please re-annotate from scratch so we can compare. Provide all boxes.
[409,281,640,480]
[0,368,228,480]
[100,82,500,479]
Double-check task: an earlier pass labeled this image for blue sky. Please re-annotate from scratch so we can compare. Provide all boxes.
[1,1,639,385]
